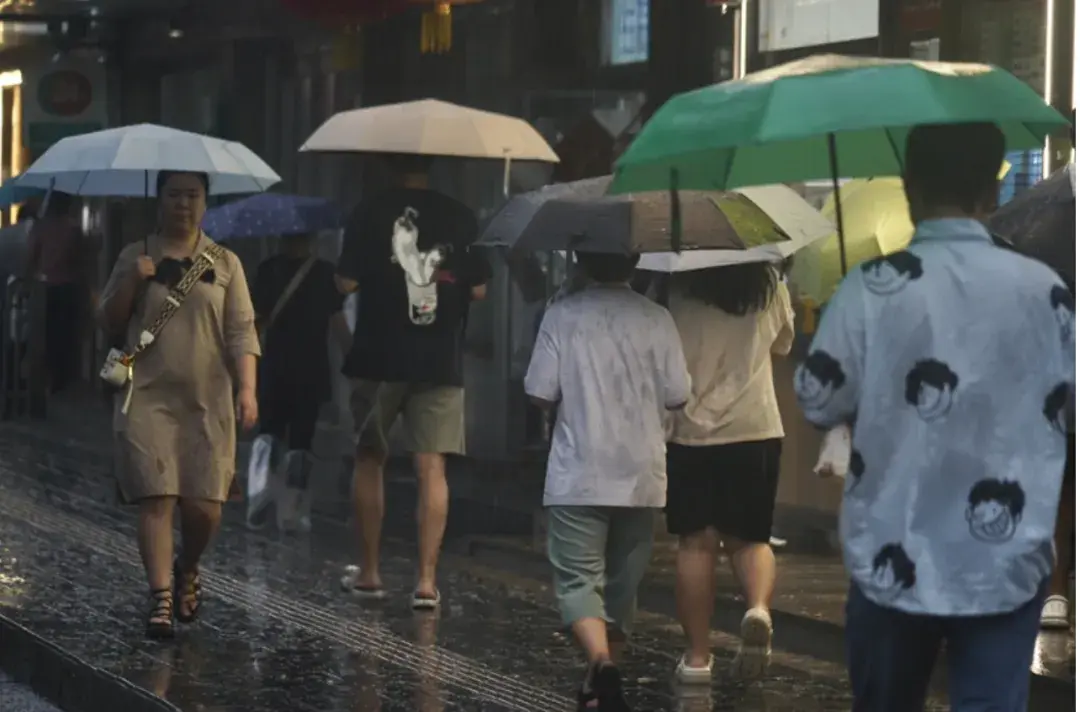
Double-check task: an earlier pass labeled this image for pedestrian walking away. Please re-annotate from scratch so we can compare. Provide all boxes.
[794,123,1075,711]
[335,154,490,609]
[23,192,91,394]
[97,170,261,640]
[525,251,690,712]
[248,231,351,533]
[662,262,794,683]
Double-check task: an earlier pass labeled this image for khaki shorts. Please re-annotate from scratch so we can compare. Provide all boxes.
[350,380,466,457]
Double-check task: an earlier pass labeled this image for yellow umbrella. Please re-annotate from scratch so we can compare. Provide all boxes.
[790,161,1012,310]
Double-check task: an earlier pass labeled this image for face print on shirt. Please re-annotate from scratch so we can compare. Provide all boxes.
[796,351,846,411]
[861,251,924,296]
[965,478,1025,543]
[1044,382,1071,435]
[1050,285,1075,346]
[869,543,916,602]
[904,359,958,421]
[846,449,865,493]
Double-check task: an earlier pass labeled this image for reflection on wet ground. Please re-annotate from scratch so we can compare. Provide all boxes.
[0,414,1069,711]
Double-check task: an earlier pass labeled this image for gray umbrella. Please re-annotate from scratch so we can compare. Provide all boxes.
[988,166,1075,287]
[478,175,612,247]
[512,190,788,254]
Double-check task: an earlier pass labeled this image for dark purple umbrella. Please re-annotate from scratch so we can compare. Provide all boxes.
[202,193,343,240]
[989,166,1075,287]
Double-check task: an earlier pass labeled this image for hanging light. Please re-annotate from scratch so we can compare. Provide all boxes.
[420,1,452,54]
[414,0,486,54]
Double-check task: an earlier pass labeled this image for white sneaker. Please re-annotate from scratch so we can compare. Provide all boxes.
[732,607,773,678]
[1041,595,1071,630]
[674,654,714,685]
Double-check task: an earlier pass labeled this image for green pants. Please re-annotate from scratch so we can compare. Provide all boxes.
[546,506,656,634]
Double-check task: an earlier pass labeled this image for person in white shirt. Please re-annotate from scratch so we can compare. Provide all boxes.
[662,263,794,684]
[525,251,690,712]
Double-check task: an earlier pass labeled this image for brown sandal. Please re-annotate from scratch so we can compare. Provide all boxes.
[173,560,202,624]
[146,588,175,640]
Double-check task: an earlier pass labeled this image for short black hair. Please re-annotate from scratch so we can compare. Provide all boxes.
[904,123,1005,214]
[574,251,641,284]
[156,170,209,197]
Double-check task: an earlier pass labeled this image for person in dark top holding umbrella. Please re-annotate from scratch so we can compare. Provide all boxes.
[251,232,352,532]
[336,154,490,609]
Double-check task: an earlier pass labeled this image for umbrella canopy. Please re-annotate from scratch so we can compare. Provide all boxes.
[0,177,47,210]
[19,124,281,196]
[790,178,914,305]
[299,99,559,163]
[478,176,612,247]
[637,184,835,271]
[611,54,1067,194]
[988,166,1075,286]
[513,189,801,254]
[202,193,344,240]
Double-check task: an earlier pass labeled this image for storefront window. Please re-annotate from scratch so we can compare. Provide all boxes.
[604,0,650,65]
[1000,150,1044,204]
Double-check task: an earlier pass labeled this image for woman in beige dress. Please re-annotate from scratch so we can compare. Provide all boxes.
[98,171,260,639]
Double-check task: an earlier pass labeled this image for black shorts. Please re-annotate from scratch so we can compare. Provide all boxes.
[665,439,782,543]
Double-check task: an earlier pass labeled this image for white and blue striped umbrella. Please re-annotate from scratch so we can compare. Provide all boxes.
[202,193,344,240]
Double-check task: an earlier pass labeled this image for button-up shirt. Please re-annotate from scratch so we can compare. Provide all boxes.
[795,218,1074,616]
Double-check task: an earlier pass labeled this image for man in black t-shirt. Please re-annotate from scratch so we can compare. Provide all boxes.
[335,155,490,609]
[250,232,351,533]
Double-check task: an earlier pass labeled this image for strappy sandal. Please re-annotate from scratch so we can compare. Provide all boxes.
[146,588,175,640]
[173,560,202,624]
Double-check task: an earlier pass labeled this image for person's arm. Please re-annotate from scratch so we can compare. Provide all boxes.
[772,281,796,356]
[524,310,560,410]
[324,267,352,354]
[335,206,367,295]
[658,311,691,411]
[223,252,261,386]
[793,271,867,429]
[96,246,145,336]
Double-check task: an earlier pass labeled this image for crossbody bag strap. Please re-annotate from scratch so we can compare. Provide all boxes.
[261,255,317,343]
[130,243,225,358]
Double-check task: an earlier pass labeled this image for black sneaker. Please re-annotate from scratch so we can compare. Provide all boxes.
[593,662,631,712]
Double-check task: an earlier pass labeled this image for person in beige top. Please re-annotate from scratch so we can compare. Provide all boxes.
[98,171,260,640]
[662,262,793,685]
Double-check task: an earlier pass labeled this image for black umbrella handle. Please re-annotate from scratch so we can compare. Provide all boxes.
[828,133,848,276]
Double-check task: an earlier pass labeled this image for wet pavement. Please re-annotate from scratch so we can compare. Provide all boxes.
[0,673,63,712]
[0,397,1069,710]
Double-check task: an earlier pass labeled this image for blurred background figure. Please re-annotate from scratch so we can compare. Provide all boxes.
[250,231,351,533]
[22,192,89,394]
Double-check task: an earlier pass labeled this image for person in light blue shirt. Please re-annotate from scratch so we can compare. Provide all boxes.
[795,122,1075,712]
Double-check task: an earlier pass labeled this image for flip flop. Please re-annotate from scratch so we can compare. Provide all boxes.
[411,588,441,610]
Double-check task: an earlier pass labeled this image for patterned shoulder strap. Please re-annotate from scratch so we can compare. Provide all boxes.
[132,243,225,357]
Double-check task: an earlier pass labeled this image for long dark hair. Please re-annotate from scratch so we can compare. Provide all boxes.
[679,262,779,316]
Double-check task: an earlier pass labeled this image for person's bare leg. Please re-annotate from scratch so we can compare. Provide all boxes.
[353,450,386,588]
[725,536,776,677]
[414,452,449,596]
[138,496,177,593]
[573,617,612,664]
[176,498,224,619]
[676,528,720,667]
[725,537,776,611]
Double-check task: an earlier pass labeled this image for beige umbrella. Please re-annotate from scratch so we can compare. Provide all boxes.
[299,98,559,163]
